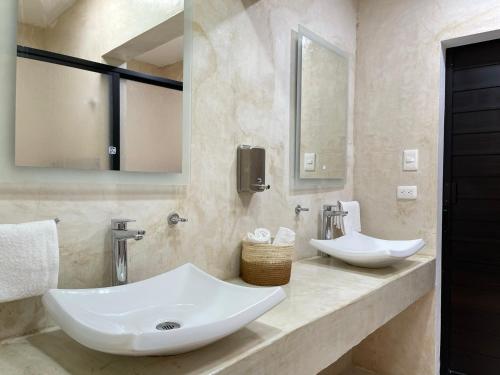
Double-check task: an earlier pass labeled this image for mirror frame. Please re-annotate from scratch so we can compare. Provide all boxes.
[290,25,349,192]
[0,0,192,186]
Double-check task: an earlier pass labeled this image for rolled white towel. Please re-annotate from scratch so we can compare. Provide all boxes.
[245,228,271,244]
[273,227,295,246]
[0,220,59,303]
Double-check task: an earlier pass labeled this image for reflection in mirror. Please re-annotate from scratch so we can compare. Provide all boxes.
[121,80,182,173]
[293,26,348,190]
[16,0,185,173]
[16,59,111,170]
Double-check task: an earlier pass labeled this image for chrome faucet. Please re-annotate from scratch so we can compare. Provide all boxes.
[321,203,348,240]
[111,219,146,286]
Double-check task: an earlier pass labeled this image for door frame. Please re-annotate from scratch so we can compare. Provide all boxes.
[439,30,500,374]
[439,44,454,375]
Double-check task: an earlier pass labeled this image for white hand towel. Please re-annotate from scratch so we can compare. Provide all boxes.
[245,228,271,244]
[339,201,361,234]
[0,220,59,303]
[273,227,295,246]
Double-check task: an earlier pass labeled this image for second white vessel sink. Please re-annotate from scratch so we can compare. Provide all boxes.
[42,263,286,356]
[310,232,425,268]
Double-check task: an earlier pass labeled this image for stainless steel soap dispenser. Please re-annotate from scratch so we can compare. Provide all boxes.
[237,145,271,193]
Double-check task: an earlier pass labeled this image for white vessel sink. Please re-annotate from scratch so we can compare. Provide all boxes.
[310,232,425,268]
[42,263,286,356]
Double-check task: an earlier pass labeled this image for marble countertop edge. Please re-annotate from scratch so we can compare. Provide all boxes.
[0,253,436,375]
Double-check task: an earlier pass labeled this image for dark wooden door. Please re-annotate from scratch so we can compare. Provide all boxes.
[442,39,500,375]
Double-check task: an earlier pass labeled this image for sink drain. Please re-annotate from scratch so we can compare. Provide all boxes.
[156,321,181,331]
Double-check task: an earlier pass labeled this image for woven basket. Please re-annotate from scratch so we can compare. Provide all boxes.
[240,241,294,286]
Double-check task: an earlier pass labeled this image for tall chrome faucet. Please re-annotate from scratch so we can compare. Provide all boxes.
[321,203,348,240]
[111,219,146,286]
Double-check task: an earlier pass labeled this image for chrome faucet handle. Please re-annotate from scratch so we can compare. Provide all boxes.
[251,183,271,191]
[295,204,310,215]
[322,203,348,216]
[325,210,348,217]
[168,213,188,226]
[250,177,270,192]
[323,204,338,211]
[111,218,136,230]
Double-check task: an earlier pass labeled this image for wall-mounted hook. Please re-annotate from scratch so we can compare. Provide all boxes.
[168,213,188,226]
[295,205,310,215]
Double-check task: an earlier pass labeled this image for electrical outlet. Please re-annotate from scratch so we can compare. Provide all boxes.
[397,186,417,200]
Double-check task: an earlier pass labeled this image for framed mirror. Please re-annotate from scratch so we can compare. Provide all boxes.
[291,25,349,191]
[15,0,190,177]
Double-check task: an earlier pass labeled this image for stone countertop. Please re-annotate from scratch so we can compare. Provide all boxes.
[0,255,435,375]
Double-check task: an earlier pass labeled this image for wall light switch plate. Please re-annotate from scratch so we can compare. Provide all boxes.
[397,186,417,200]
[304,152,316,171]
[403,149,418,171]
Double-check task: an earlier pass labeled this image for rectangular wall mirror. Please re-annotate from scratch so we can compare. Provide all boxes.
[291,25,348,191]
[16,0,187,174]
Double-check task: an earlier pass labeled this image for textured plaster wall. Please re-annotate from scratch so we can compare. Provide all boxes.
[0,0,357,340]
[353,291,436,375]
[353,1,500,373]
